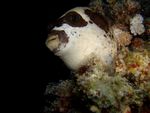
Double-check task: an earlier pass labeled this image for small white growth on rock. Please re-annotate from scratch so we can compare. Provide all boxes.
[130,14,145,36]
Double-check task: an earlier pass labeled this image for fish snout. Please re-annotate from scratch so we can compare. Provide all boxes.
[46,30,69,53]
[46,32,60,52]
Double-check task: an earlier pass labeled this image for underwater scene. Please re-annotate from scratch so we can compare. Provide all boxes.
[42,0,150,113]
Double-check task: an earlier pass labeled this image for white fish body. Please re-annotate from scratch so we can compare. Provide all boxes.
[46,7,117,71]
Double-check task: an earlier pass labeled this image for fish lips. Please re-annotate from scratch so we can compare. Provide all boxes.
[46,30,69,53]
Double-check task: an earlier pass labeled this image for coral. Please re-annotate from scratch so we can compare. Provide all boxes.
[115,47,129,75]
[130,14,145,36]
[90,0,141,25]
[130,38,144,51]
[89,0,103,14]
[124,50,150,83]
[112,28,133,47]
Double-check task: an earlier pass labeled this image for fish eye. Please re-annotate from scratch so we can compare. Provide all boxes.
[62,11,87,27]
[65,12,81,23]
[70,14,81,22]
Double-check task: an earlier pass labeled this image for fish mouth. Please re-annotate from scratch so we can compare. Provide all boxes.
[46,30,69,53]
[45,34,60,52]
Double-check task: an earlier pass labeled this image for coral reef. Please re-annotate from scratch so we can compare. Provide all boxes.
[89,0,141,25]
[76,58,144,113]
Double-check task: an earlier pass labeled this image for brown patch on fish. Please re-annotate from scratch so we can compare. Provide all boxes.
[85,9,109,32]
[48,30,69,44]
[57,11,88,27]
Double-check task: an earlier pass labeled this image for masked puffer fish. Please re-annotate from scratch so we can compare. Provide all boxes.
[46,7,117,71]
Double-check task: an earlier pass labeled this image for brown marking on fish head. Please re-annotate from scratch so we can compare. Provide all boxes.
[56,11,88,27]
[85,9,109,32]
